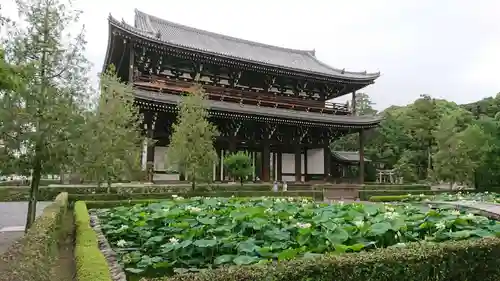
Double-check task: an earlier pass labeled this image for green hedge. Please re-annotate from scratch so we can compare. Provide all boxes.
[69,190,323,203]
[0,184,278,201]
[74,201,112,281]
[147,237,500,281]
[359,189,458,201]
[362,184,430,191]
[369,194,431,202]
[0,192,68,281]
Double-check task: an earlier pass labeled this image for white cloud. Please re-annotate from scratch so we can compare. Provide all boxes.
[2,0,500,110]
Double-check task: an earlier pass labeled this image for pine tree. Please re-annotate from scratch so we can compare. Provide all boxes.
[166,86,219,190]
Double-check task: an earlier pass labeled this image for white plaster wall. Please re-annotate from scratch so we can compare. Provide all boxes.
[154,146,168,171]
[141,139,148,171]
[307,148,324,174]
[282,153,295,174]
[281,153,305,182]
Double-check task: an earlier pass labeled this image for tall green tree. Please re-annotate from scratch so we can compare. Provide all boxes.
[331,93,377,151]
[77,67,144,188]
[166,86,219,190]
[0,0,89,230]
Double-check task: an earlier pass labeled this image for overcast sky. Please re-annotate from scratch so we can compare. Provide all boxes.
[3,0,500,110]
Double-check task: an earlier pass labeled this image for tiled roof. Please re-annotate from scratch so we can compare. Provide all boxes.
[107,10,380,81]
[134,90,382,127]
[331,151,371,162]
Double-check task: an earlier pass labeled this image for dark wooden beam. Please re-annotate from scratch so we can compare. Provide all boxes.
[262,141,270,182]
[294,145,301,182]
[359,129,365,184]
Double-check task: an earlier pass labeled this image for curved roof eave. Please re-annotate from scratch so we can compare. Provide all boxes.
[107,15,380,82]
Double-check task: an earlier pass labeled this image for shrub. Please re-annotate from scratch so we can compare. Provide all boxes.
[362,184,430,191]
[359,189,458,200]
[0,192,68,281]
[224,151,253,185]
[69,190,322,202]
[74,201,112,281]
[147,237,500,281]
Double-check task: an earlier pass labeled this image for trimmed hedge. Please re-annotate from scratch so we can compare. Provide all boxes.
[0,192,68,281]
[69,190,323,203]
[74,201,112,281]
[359,189,458,201]
[362,184,430,191]
[369,194,431,202]
[0,184,278,201]
[147,237,500,281]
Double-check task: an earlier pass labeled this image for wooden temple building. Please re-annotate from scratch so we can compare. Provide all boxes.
[103,9,382,184]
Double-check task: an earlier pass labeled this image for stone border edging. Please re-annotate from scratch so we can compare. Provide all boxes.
[426,201,500,220]
[89,210,127,281]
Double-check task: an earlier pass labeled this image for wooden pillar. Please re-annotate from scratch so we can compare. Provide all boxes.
[294,145,302,182]
[277,151,282,181]
[128,43,135,83]
[324,145,331,182]
[351,91,357,115]
[219,149,224,182]
[262,142,270,182]
[359,129,365,184]
[304,147,308,182]
[228,138,237,153]
[146,113,157,182]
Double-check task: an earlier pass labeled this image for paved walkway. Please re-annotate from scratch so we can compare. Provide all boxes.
[0,201,51,254]
[429,201,500,219]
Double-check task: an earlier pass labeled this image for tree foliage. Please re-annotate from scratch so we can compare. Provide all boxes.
[166,86,219,190]
[0,0,90,230]
[77,66,144,187]
[224,151,253,186]
[333,91,500,189]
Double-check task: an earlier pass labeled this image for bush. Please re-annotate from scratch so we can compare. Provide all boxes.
[362,184,430,191]
[0,184,277,201]
[0,192,68,281]
[69,190,323,203]
[359,189,458,201]
[224,152,253,185]
[146,237,500,281]
[74,201,112,281]
[369,195,431,202]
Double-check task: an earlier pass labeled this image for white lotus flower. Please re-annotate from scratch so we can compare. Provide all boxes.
[288,197,294,202]
[407,194,412,197]
[451,210,461,216]
[288,216,294,220]
[385,206,395,212]
[384,212,399,220]
[117,239,127,247]
[185,206,202,213]
[265,208,273,213]
[465,213,475,219]
[435,221,446,230]
[419,194,425,197]
[296,222,311,228]
[172,194,178,198]
[169,237,179,244]
[277,218,281,224]
[353,220,364,228]
[117,225,128,232]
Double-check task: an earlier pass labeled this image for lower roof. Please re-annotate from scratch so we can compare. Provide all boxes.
[332,151,371,163]
[135,89,382,128]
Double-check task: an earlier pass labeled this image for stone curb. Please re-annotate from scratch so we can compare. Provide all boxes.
[89,211,127,281]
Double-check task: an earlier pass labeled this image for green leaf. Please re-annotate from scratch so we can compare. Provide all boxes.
[233,255,259,265]
[125,267,145,274]
[193,239,217,247]
[325,227,349,244]
[369,222,392,236]
[214,255,235,265]
[197,217,217,225]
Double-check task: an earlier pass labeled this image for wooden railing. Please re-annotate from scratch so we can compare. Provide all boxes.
[134,75,352,115]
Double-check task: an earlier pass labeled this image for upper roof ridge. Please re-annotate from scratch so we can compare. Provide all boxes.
[134,9,316,56]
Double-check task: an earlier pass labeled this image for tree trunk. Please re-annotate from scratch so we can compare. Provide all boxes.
[25,151,42,232]
[240,177,243,186]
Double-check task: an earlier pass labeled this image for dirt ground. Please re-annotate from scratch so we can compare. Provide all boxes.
[53,212,75,281]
